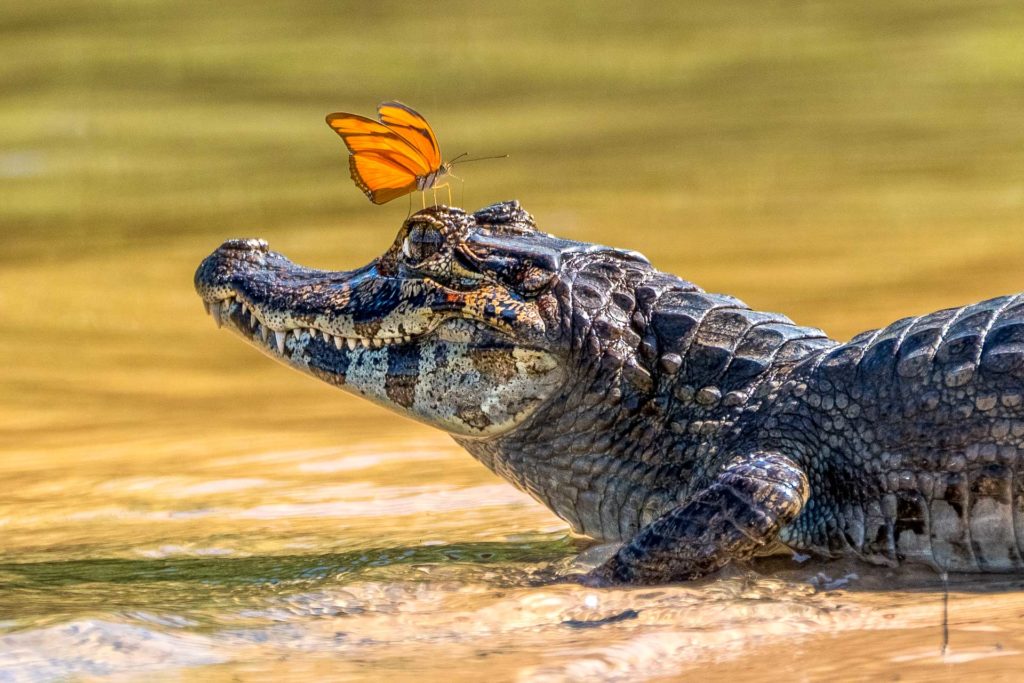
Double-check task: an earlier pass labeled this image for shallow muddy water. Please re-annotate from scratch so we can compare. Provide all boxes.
[7,399,1024,682]
[4,1,1024,680]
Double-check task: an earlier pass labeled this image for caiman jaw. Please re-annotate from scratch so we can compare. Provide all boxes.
[202,293,418,354]
[201,283,438,357]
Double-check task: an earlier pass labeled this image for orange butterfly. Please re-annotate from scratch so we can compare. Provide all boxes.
[326,101,452,206]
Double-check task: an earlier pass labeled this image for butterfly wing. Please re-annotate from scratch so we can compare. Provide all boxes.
[326,112,432,177]
[348,154,418,205]
[376,101,443,172]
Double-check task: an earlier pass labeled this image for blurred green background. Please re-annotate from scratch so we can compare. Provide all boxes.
[2,0,1023,464]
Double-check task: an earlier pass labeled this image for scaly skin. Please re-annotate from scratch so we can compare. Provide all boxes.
[195,201,1024,584]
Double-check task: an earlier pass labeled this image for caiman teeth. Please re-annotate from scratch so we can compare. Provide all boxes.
[210,302,223,327]
[206,297,427,354]
[254,328,423,354]
[207,295,259,330]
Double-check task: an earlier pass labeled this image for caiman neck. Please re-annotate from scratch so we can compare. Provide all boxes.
[457,255,836,541]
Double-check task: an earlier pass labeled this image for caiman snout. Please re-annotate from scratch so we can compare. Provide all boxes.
[193,238,272,301]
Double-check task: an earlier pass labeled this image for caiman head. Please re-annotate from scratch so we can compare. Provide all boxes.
[194,201,647,438]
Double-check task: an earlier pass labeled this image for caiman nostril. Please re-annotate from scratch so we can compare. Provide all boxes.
[194,238,273,296]
[218,238,269,253]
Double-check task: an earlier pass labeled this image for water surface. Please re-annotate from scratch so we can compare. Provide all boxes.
[3,1,1024,679]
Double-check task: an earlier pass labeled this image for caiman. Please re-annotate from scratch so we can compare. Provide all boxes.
[195,201,1024,584]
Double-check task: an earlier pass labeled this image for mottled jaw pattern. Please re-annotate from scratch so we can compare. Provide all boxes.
[194,202,582,437]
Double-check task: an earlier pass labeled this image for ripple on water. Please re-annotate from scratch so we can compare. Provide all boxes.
[0,620,223,680]
[4,555,1024,680]
[233,484,534,519]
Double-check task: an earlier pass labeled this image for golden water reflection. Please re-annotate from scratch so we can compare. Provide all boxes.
[3,0,1024,679]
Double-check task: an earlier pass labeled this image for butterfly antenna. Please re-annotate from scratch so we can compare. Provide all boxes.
[449,153,509,165]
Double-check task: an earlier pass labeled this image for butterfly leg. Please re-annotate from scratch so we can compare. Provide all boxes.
[448,173,465,207]
[432,182,452,207]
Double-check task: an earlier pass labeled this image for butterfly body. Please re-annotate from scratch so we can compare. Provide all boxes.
[328,101,450,205]
[413,164,450,192]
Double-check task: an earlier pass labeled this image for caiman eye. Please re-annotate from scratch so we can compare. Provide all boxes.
[402,224,444,264]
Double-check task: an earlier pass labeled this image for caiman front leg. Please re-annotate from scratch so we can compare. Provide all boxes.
[587,452,810,585]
